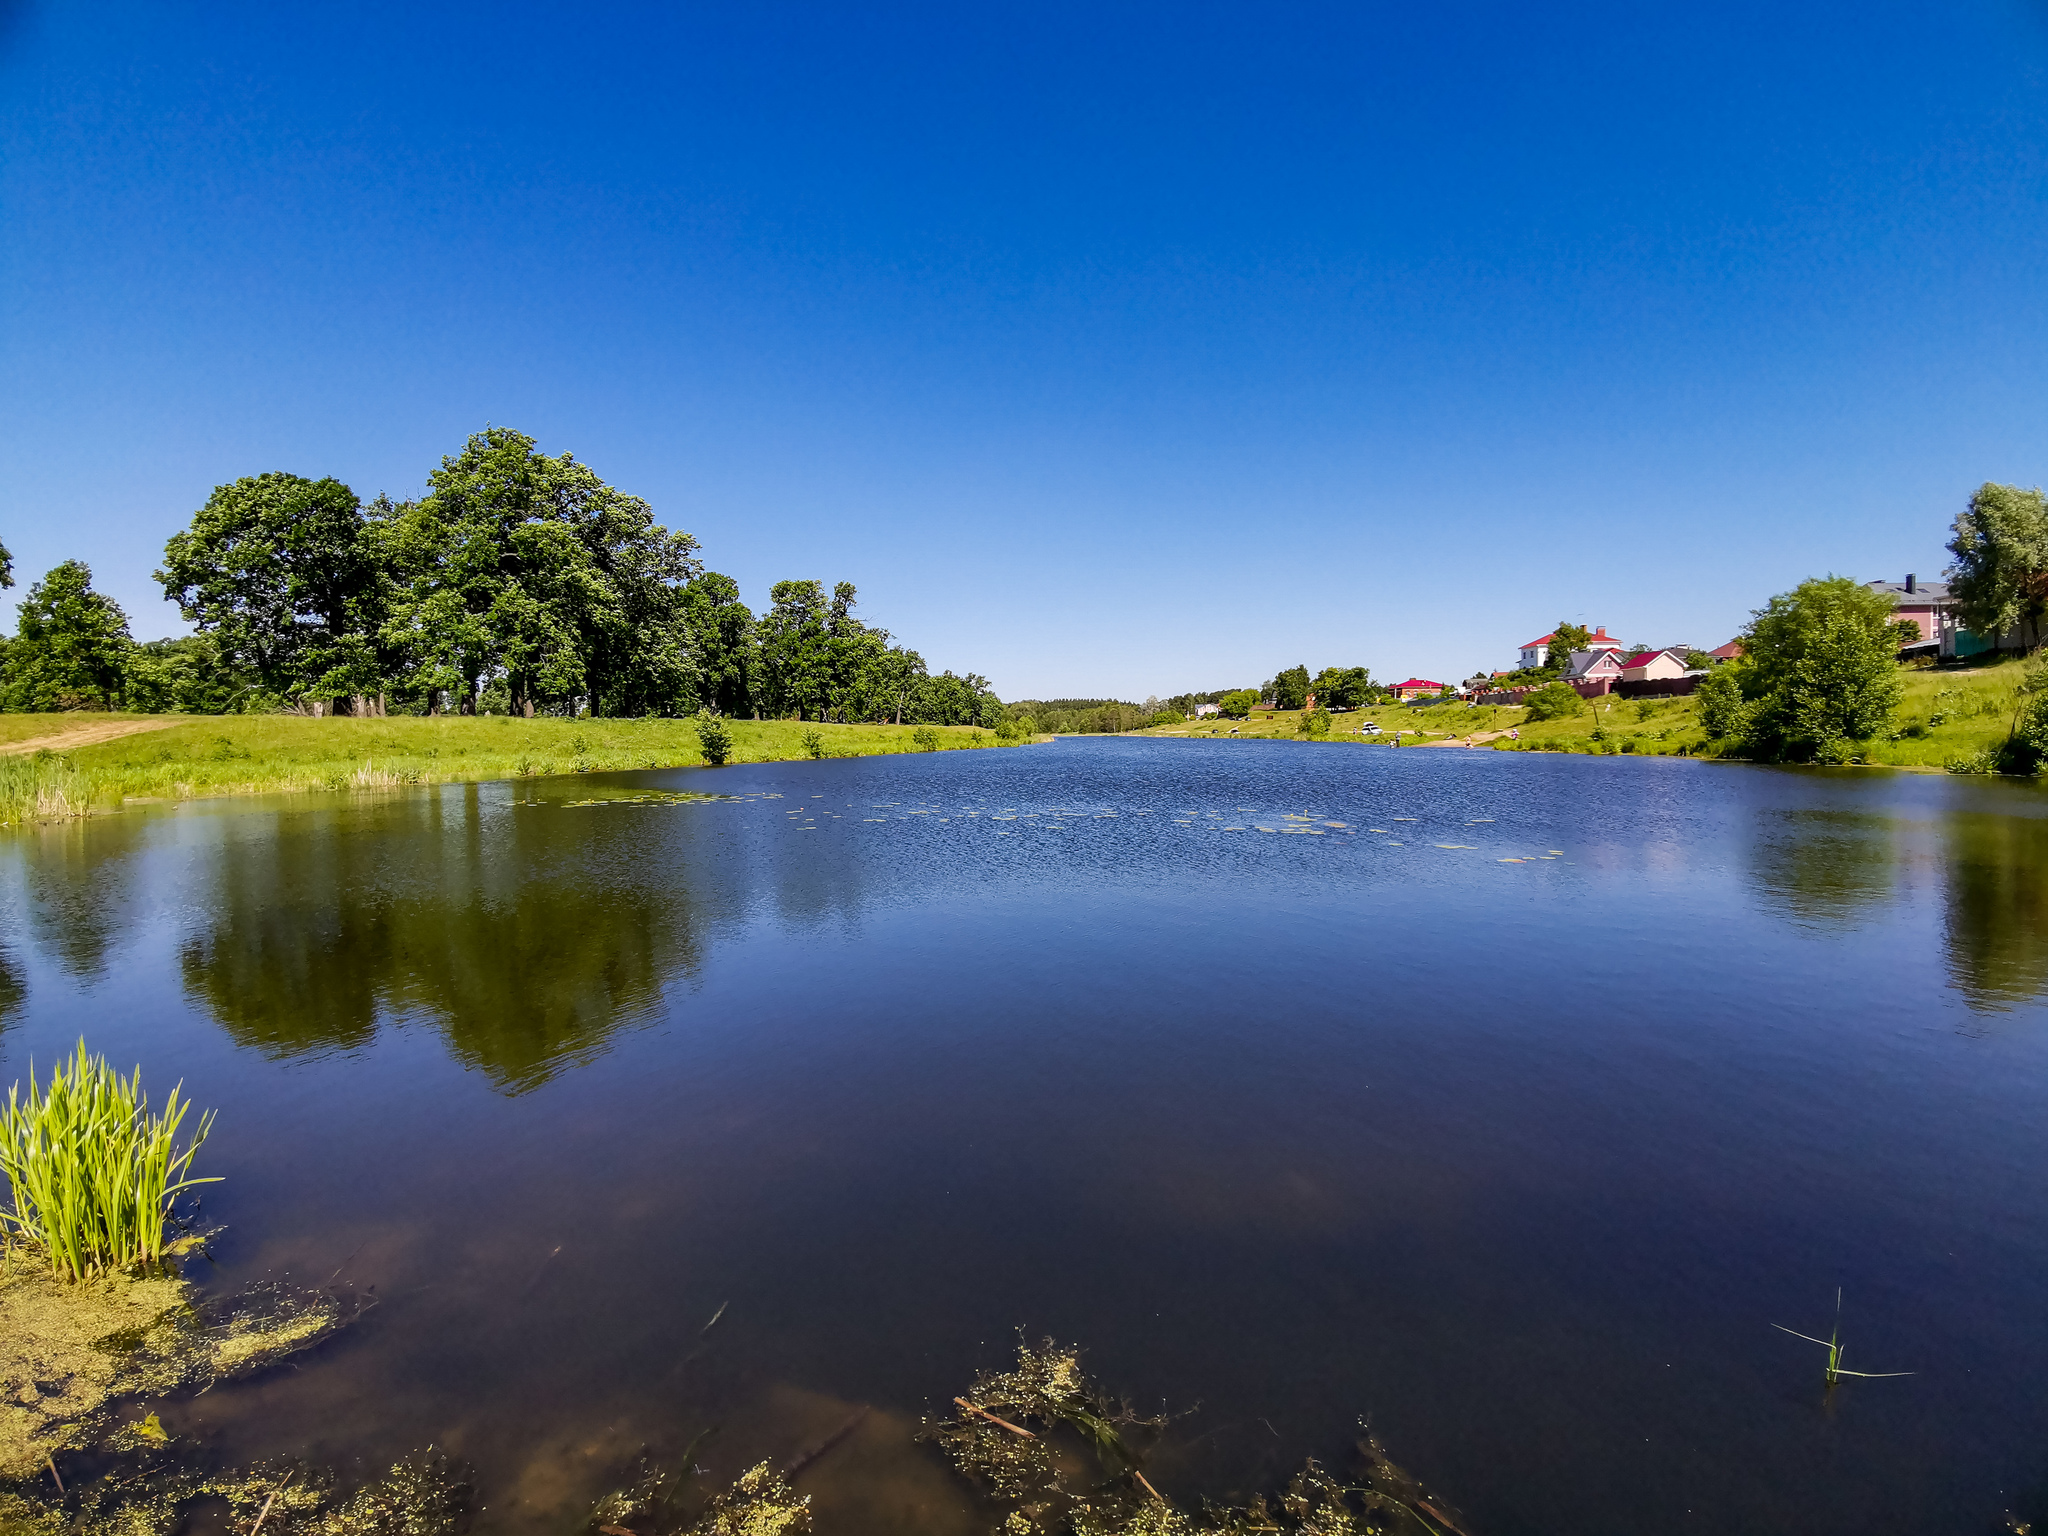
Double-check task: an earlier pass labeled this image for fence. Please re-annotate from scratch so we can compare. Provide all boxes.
[1613,676,1701,699]
[1474,678,1618,705]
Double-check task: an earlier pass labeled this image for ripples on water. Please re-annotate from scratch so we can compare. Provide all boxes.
[4,738,2048,1535]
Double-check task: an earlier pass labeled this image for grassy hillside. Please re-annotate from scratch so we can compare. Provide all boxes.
[0,714,1017,824]
[1134,657,2040,771]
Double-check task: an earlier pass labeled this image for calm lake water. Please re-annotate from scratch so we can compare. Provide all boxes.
[5,737,2048,1534]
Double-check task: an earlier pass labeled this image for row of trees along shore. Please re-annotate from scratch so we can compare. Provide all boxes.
[0,428,1003,726]
[1015,668,1389,735]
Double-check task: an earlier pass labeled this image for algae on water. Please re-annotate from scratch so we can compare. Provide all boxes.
[0,1258,345,1483]
[0,1451,473,1536]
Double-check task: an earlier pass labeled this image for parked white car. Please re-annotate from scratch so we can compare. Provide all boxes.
[1357,722,1382,735]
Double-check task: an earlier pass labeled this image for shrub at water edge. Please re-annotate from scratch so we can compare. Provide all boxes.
[692,712,734,766]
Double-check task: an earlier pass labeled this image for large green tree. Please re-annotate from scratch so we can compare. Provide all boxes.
[1311,665,1374,709]
[1268,664,1311,710]
[0,539,13,589]
[912,669,1002,727]
[1732,575,1903,759]
[385,428,700,716]
[1,561,134,711]
[126,635,254,714]
[1947,481,2048,651]
[756,579,834,719]
[158,473,384,712]
[678,571,757,716]
[1545,622,1592,672]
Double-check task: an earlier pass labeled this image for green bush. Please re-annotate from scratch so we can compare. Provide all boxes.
[1298,707,1331,737]
[1217,689,1259,719]
[1695,667,1747,739]
[1522,682,1586,722]
[692,712,733,766]
[912,726,940,752]
[1736,577,1904,760]
[801,728,825,759]
[1150,709,1185,726]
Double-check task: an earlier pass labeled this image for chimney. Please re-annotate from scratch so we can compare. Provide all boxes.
[1905,573,1916,594]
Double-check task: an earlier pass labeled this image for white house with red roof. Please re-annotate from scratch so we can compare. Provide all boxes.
[1517,625,1625,669]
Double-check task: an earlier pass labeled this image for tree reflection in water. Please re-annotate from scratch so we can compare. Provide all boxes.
[179,786,708,1092]
[1745,793,2048,1013]
[1746,808,1899,929]
[18,816,145,982]
[0,943,23,1031]
[1941,808,2048,1013]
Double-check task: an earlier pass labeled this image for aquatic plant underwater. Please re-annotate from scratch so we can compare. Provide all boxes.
[0,1040,219,1281]
[922,1341,1466,1536]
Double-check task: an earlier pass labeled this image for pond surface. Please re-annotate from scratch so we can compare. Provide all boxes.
[4,738,2048,1535]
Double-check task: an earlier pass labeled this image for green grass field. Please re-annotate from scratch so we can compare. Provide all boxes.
[0,714,1021,825]
[1134,657,2040,770]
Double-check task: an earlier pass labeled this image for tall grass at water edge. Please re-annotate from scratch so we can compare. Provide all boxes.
[0,714,1015,824]
[0,753,118,825]
[0,1041,219,1281]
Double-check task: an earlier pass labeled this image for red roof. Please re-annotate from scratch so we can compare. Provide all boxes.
[1394,678,1445,690]
[1710,639,1743,660]
[1618,650,1664,669]
[1519,632,1555,648]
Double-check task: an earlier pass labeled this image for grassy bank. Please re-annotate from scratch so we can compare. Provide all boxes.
[0,714,1018,825]
[1136,656,2042,771]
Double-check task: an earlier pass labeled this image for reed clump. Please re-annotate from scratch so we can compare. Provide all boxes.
[0,755,115,826]
[0,1042,219,1282]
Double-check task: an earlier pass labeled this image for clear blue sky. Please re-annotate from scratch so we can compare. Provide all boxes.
[3,2,2045,698]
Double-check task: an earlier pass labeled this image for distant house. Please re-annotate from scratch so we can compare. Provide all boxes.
[1860,574,2031,657]
[1563,649,1625,685]
[1194,702,1221,717]
[1392,678,1446,701]
[1866,575,1952,646]
[1618,648,1691,683]
[1708,639,1743,662]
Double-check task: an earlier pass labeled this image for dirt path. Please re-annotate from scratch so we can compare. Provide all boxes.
[0,718,185,756]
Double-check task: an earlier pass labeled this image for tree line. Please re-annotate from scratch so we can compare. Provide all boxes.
[0,428,1004,726]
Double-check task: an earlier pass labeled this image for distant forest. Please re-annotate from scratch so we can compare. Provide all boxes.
[1013,665,1387,735]
[0,428,1003,726]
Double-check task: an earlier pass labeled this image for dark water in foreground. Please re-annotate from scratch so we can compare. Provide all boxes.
[5,738,2048,1534]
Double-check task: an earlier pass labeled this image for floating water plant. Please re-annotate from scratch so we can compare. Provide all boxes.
[1774,1290,1912,1388]
[0,1041,219,1281]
